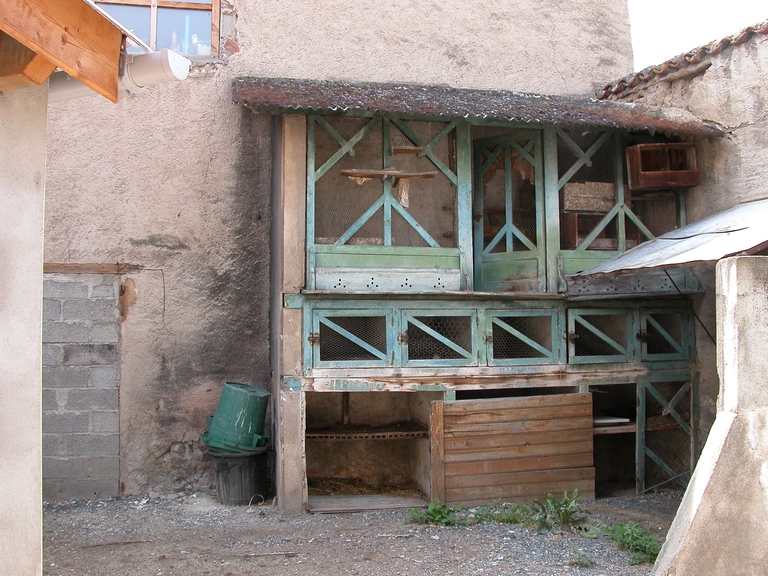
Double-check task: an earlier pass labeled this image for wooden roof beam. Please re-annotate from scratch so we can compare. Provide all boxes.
[0,0,123,102]
[0,31,56,91]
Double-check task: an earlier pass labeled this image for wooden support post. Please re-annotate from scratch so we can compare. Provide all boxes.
[456,121,473,290]
[341,391,350,426]
[543,128,561,292]
[615,132,627,253]
[636,380,646,494]
[430,400,445,502]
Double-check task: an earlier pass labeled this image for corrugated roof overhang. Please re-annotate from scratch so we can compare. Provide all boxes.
[232,77,723,137]
[573,198,768,276]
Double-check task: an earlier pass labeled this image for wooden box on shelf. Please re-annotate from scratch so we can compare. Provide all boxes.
[626,143,699,192]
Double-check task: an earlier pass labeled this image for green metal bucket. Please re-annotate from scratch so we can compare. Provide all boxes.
[203,382,270,452]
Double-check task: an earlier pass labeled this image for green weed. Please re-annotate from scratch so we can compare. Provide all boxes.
[529,490,593,534]
[605,521,662,565]
[566,549,596,568]
[408,499,464,526]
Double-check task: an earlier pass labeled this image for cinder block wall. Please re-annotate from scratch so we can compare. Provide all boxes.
[42,273,120,500]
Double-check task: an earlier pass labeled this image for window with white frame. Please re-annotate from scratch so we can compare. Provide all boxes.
[96,0,218,56]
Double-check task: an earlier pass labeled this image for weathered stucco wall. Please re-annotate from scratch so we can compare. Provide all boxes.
[613,31,768,443]
[46,74,273,494]
[233,0,633,95]
[45,0,633,496]
[652,257,768,576]
[0,84,46,576]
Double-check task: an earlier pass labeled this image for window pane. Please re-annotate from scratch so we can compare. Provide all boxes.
[97,4,151,53]
[157,8,212,55]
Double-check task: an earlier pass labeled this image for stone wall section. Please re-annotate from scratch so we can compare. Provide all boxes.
[612,31,768,443]
[42,273,120,500]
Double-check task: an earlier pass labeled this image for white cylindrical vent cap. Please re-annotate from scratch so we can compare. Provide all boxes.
[124,49,191,89]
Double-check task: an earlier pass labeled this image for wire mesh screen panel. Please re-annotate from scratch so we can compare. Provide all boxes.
[314,118,384,245]
[404,313,475,365]
[315,313,390,367]
[641,310,687,360]
[489,311,560,364]
[642,381,693,489]
[312,116,458,248]
[558,130,617,251]
[569,310,631,363]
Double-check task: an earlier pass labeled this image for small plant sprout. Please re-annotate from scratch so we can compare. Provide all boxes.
[566,549,596,568]
[605,521,662,565]
[408,500,464,527]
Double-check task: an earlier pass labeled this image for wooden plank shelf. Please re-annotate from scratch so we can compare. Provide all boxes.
[306,423,428,441]
[593,423,636,435]
[592,421,681,435]
[339,168,438,181]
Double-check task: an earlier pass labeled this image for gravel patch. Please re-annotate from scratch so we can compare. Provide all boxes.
[44,490,682,575]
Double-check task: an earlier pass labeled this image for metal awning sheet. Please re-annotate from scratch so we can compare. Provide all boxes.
[576,198,768,275]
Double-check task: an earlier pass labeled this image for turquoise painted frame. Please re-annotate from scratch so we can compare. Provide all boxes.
[311,308,394,369]
[638,308,694,362]
[472,131,546,292]
[486,308,565,366]
[401,308,479,368]
[567,308,636,364]
[305,114,474,291]
[636,371,698,493]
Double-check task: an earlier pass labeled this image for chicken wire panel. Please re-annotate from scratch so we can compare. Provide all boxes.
[312,116,458,248]
[641,310,687,360]
[557,130,619,251]
[313,116,374,168]
[557,130,616,191]
[314,119,385,245]
[643,381,693,488]
[488,312,560,364]
[404,313,475,365]
[569,310,632,362]
[315,313,390,366]
[390,120,457,248]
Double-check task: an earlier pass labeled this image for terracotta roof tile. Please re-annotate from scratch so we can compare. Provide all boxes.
[598,19,768,99]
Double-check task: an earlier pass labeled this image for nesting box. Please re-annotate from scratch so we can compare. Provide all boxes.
[626,143,699,192]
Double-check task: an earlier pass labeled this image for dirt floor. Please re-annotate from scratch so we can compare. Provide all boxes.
[43,490,682,576]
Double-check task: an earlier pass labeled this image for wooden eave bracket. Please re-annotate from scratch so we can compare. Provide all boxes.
[0,0,124,101]
[0,31,56,90]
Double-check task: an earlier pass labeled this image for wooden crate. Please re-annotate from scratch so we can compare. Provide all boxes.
[563,182,615,213]
[431,394,595,507]
[626,143,699,192]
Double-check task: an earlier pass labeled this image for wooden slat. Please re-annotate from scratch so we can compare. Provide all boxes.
[446,452,593,477]
[444,440,593,464]
[430,401,445,502]
[447,476,595,507]
[444,403,592,426]
[308,494,427,513]
[44,263,129,275]
[445,465,595,490]
[445,416,593,437]
[445,428,592,452]
[444,393,591,414]
[1,0,123,101]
